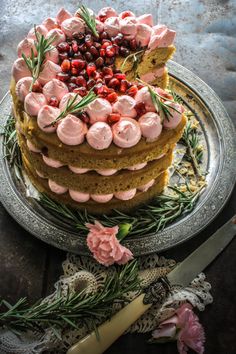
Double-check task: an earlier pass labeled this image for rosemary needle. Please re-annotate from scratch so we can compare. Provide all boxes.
[77,5,99,38]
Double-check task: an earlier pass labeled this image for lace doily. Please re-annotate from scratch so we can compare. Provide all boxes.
[0,253,213,354]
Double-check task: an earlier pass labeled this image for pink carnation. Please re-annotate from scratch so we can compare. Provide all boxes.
[86,220,133,266]
[152,303,205,354]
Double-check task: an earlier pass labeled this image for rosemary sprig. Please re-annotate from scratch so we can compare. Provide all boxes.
[44,90,97,128]
[180,121,203,176]
[120,50,144,74]
[22,28,55,91]
[40,185,204,238]
[1,116,22,171]
[77,5,99,37]
[0,260,140,333]
[137,79,182,122]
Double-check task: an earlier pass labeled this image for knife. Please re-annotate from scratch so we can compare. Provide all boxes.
[67,215,236,354]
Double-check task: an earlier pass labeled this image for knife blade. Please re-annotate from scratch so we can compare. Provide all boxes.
[67,215,236,354]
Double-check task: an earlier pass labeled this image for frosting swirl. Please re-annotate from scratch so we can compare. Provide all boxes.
[120,17,137,39]
[136,24,152,47]
[135,87,156,112]
[17,38,37,58]
[137,14,153,27]
[61,17,85,38]
[48,179,68,194]
[91,194,113,203]
[12,58,31,83]
[46,29,66,46]
[104,17,120,37]
[112,117,141,148]
[57,114,87,145]
[26,139,41,153]
[86,98,112,124]
[42,17,58,30]
[96,169,117,176]
[138,179,155,192]
[38,60,61,86]
[127,162,147,171]
[69,190,90,202]
[27,25,48,40]
[69,166,90,174]
[42,155,64,168]
[139,112,162,141]
[87,122,113,150]
[43,79,68,102]
[163,102,184,129]
[97,7,118,20]
[148,28,176,50]
[59,92,82,110]
[15,77,34,102]
[37,105,61,133]
[45,47,59,64]
[115,188,136,200]
[56,8,72,25]
[113,95,137,118]
[24,92,47,116]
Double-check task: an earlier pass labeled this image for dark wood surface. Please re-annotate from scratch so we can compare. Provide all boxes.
[0,1,236,353]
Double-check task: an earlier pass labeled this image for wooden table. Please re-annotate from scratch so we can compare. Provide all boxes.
[0,1,236,353]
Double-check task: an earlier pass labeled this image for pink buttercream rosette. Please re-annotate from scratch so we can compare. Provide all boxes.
[86,221,133,266]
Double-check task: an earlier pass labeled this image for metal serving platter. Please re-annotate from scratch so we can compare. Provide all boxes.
[0,61,236,256]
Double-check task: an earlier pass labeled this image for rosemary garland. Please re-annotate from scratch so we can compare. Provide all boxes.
[0,260,140,334]
[77,5,99,37]
[44,90,97,128]
[22,28,55,91]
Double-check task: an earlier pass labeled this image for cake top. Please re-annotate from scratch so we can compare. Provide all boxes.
[12,5,184,150]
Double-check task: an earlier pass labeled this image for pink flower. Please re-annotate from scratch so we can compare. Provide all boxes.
[152,303,205,354]
[86,221,133,266]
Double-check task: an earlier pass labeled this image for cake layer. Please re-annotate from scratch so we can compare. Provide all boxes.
[19,131,173,194]
[23,153,169,214]
[116,46,175,85]
[11,84,186,170]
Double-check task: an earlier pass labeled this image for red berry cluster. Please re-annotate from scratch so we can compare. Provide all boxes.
[55,29,142,104]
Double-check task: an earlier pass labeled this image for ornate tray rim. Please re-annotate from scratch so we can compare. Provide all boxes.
[0,61,236,256]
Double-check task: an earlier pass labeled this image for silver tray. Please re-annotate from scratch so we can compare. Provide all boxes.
[0,61,236,256]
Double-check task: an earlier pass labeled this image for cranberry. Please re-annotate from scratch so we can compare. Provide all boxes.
[93,83,103,94]
[107,113,121,124]
[135,102,146,116]
[105,57,115,65]
[96,78,103,85]
[71,59,86,70]
[74,32,85,40]
[102,67,113,76]
[104,74,113,83]
[87,79,96,90]
[68,82,78,92]
[68,48,74,58]
[86,63,96,76]
[120,46,130,57]
[56,72,70,82]
[76,76,87,87]
[97,85,110,97]
[126,85,138,97]
[73,52,84,59]
[71,40,79,53]
[106,92,118,103]
[70,76,77,84]
[95,57,104,68]
[98,15,106,23]
[32,81,42,92]
[57,42,70,52]
[73,87,87,96]
[100,48,106,57]
[79,69,88,79]
[61,59,71,72]
[111,33,124,45]
[105,45,116,57]
[84,52,93,61]
[114,73,126,80]
[108,78,120,88]
[78,43,87,53]
[85,34,93,47]
[120,79,129,93]
[120,11,134,19]
[59,52,69,61]
[94,42,102,50]
[129,38,137,51]
[91,71,101,80]
[112,44,120,55]
[137,83,145,89]
[90,46,99,58]
[71,67,79,75]
[79,111,90,123]
[102,41,112,49]
[100,31,109,39]
[48,96,59,107]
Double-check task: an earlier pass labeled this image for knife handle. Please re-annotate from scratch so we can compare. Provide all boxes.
[67,293,151,354]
